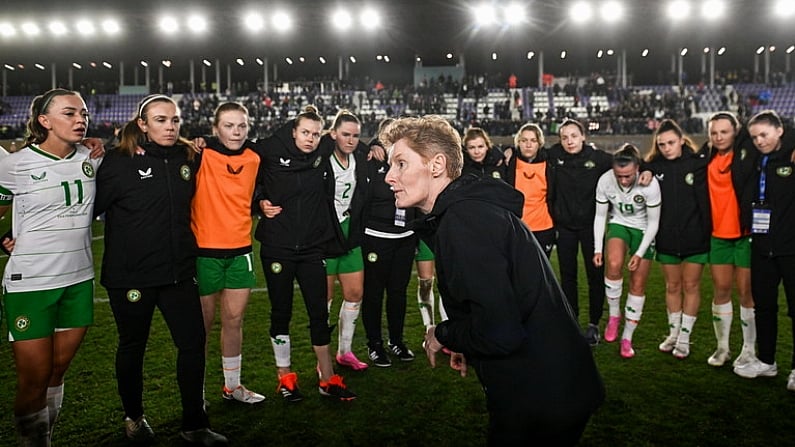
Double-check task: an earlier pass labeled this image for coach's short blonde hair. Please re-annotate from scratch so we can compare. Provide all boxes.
[379,115,463,180]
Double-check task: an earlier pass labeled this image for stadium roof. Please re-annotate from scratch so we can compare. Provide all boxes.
[1,0,793,85]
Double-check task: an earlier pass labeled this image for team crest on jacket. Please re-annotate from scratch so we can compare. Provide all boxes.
[271,262,283,273]
[633,195,645,204]
[740,148,747,161]
[584,160,596,169]
[777,166,792,177]
[313,156,322,168]
[127,289,142,303]
[685,173,694,185]
[180,164,191,181]
[492,171,502,179]
[15,315,30,332]
[82,161,95,178]
[367,252,378,263]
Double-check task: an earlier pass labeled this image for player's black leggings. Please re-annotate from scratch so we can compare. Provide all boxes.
[361,234,417,346]
[107,280,209,431]
[557,225,605,326]
[261,254,331,346]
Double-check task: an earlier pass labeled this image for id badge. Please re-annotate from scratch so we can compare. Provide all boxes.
[394,208,407,227]
[751,206,771,234]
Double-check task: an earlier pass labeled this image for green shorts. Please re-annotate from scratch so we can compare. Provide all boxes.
[326,218,364,274]
[3,279,94,342]
[196,253,257,296]
[656,252,709,265]
[709,236,751,268]
[606,223,655,260]
[415,239,435,262]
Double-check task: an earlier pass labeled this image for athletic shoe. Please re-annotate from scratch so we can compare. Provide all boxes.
[276,372,304,403]
[179,428,228,446]
[318,374,357,401]
[336,351,369,371]
[222,385,265,404]
[732,346,756,368]
[585,324,600,346]
[124,415,155,443]
[672,341,690,359]
[604,316,621,343]
[367,342,392,367]
[658,334,677,353]
[707,348,731,367]
[787,370,795,392]
[734,359,778,379]
[388,342,416,362]
[620,339,635,359]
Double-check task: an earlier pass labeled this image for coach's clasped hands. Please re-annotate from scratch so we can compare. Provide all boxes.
[424,325,467,377]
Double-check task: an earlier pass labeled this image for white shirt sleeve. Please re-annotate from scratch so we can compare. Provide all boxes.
[593,201,609,254]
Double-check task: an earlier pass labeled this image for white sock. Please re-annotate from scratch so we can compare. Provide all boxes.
[621,294,645,341]
[417,278,435,328]
[712,302,733,350]
[46,384,64,437]
[338,300,360,354]
[667,310,682,337]
[679,314,697,345]
[438,296,449,322]
[605,278,623,317]
[222,355,242,390]
[271,335,291,368]
[15,407,50,447]
[740,306,756,353]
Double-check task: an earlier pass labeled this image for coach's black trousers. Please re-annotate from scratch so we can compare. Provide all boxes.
[107,280,209,431]
[751,252,795,369]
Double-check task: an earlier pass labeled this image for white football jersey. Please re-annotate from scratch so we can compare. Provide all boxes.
[0,144,101,292]
[595,170,661,231]
[331,152,357,222]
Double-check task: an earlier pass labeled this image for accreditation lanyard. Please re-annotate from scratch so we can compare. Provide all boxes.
[751,155,771,234]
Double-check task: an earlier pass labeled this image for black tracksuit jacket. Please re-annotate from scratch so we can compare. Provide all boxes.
[547,142,612,230]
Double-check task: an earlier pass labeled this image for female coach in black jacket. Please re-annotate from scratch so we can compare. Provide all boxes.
[382,116,604,446]
[95,95,227,446]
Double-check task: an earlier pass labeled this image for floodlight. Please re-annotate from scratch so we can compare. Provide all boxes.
[376,55,383,61]
[0,23,17,37]
[607,49,614,55]
[256,58,264,65]
[680,48,688,56]
[35,63,45,70]
[349,56,357,63]
[76,19,95,36]
[158,16,179,34]
[140,60,149,67]
[187,14,208,33]
[597,50,604,58]
[503,2,527,25]
[21,22,41,36]
[72,63,82,69]
[319,57,327,64]
[89,62,97,68]
[332,10,353,31]
[787,45,795,54]
[700,0,725,20]
[472,3,498,26]
[527,51,535,60]
[103,62,112,69]
[446,53,453,59]
[102,19,120,35]
[717,47,726,55]
[491,52,498,61]
[285,57,293,65]
[202,59,212,67]
[272,11,292,32]
[243,12,265,31]
[641,48,649,57]
[703,47,710,53]
[162,60,172,67]
[236,58,244,66]
[756,46,765,54]
[600,1,625,23]
[299,57,305,63]
[3,64,15,71]
[360,8,381,30]
[384,55,390,62]
[561,50,567,59]
[49,21,68,36]
[773,0,795,17]
[769,46,776,52]
[666,1,690,21]
[569,1,593,24]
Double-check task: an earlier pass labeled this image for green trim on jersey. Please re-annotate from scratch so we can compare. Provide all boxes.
[28,144,77,161]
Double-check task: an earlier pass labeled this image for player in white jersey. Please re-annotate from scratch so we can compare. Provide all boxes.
[0,89,101,445]
[593,144,661,358]
[324,110,373,371]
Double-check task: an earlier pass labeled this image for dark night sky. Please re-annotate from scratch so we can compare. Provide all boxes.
[1,1,791,85]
